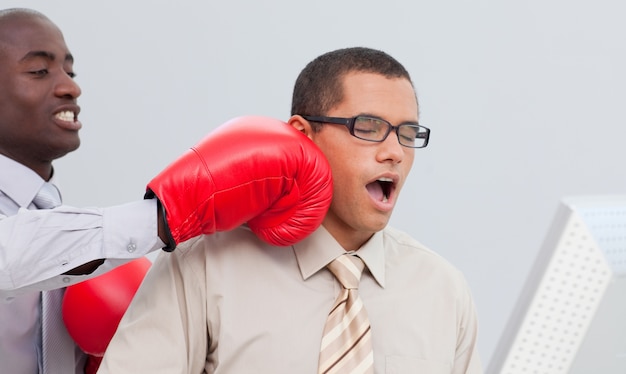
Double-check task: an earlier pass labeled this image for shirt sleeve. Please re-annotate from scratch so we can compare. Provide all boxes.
[0,199,164,295]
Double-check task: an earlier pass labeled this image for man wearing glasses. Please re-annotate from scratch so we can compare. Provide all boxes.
[99,47,482,374]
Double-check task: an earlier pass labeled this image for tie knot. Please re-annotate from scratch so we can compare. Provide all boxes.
[327,254,365,290]
[33,182,62,209]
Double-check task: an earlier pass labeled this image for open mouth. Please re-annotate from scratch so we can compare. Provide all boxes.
[366,177,394,203]
[55,110,76,122]
[52,108,82,131]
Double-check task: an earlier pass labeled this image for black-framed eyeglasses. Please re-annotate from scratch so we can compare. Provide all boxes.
[302,115,430,148]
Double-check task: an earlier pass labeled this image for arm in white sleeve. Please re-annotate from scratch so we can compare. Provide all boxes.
[0,199,165,295]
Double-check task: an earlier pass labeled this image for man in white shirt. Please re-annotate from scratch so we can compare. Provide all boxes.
[0,8,171,373]
[0,8,332,373]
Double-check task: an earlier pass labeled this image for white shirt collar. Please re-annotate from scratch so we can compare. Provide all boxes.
[0,154,60,208]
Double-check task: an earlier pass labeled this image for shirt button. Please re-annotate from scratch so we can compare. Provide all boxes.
[62,277,71,283]
[127,242,137,253]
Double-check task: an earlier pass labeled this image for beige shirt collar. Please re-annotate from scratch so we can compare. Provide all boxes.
[293,225,386,288]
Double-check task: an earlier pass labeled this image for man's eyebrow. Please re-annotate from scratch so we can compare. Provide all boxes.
[20,50,55,62]
[19,50,74,63]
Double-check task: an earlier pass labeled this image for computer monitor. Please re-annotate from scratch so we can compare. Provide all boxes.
[487,195,626,374]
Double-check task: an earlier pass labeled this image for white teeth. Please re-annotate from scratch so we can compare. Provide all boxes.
[382,195,388,203]
[378,177,393,182]
[55,111,75,122]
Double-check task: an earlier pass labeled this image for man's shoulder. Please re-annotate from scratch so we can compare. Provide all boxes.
[382,226,440,258]
[173,225,270,261]
[382,226,467,281]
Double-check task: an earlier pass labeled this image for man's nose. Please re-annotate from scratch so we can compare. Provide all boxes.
[55,72,81,99]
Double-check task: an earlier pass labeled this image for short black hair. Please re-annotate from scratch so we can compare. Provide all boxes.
[291,47,415,124]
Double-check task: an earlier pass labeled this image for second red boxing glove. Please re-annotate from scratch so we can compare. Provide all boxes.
[146,116,333,249]
[62,257,151,371]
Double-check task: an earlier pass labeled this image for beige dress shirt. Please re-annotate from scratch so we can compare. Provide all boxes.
[99,225,482,374]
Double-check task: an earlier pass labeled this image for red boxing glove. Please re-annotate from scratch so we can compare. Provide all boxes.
[62,258,151,361]
[146,116,333,250]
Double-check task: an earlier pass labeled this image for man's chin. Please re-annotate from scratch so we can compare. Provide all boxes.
[52,138,81,160]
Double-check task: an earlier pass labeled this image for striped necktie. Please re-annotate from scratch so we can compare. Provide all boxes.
[318,254,374,374]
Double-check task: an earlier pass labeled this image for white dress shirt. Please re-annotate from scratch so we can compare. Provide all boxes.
[99,225,482,373]
[0,154,164,373]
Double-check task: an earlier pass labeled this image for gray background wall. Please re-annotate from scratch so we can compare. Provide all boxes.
[8,0,626,366]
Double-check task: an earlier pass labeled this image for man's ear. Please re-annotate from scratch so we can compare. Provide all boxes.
[288,115,314,140]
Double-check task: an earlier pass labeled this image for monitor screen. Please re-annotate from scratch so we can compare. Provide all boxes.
[487,195,626,374]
